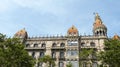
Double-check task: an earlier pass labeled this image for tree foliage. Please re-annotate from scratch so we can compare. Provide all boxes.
[79,48,97,67]
[38,55,55,67]
[66,62,72,67]
[99,39,120,67]
[0,33,35,67]
[80,48,96,59]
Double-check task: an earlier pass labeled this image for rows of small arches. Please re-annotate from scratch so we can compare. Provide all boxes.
[25,42,65,48]
[31,51,65,59]
[94,29,107,36]
[81,42,96,47]
[31,51,45,59]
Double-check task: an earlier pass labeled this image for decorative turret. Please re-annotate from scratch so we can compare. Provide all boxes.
[93,13,107,36]
[67,25,79,36]
[14,28,28,43]
[112,34,120,40]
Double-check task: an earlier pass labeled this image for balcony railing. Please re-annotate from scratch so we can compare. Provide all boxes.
[80,55,97,60]
[81,46,97,49]
[51,46,65,50]
[25,47,46,50]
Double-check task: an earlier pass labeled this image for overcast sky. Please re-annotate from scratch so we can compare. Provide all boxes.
[0,0,120,37]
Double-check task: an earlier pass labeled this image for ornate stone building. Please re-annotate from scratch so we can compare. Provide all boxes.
[14,13,107,67]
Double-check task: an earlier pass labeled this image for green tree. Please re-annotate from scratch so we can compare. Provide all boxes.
[38,55,55,67]
[66,62,72,67]
[0,33,35,67]
[79,48,97,67]
[99,39,120,67]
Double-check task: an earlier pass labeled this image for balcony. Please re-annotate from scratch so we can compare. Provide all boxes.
[80,55,97,60]
[25,47,46,50]
[81,46,97,49]
[51,46,65,50]
[66,46,78,50]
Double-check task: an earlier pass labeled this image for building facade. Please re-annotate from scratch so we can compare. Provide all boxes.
[14,13,107,67]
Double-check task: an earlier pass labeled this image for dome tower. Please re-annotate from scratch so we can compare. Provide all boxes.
[93,13,107,36]
[113,34,120,40]
[67,25,79,36]
[14,28,28,43]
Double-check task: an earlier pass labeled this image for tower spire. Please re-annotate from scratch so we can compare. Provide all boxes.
[94,13,102,24]
[93,13,107,36]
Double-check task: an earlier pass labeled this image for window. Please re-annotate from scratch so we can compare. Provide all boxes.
[41,43,46,48]
[60,43,65,47]
[60,52,64,58]
[52,52,56,58]
[92,62,98,67]
[39,52,44,58]
[52,43,57,47]
[68,40,78,46]
[32,52,35,59]
[26,44,30,47]
[34,43,38,47]
[83,62,87,67]
[38,62,42,67]
[90,42,95,47]
[59,62,64,67]
[81,42,85,46]
[67,50,78,56]
[67,61,79,67]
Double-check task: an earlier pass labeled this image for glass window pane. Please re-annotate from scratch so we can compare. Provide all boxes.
[67,61,79,67]
[59,62,64,67]
[67,50,78,56]
[68,41,78,46]
[92,62,98,67]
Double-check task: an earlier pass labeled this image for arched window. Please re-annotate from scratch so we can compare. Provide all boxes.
[52,52,56,58]
[97,31,99,35]
[100,30,102,35]
[103,31,105,36]
[26,44,30,47]
[34,43,38,47]
[39,52,44,58]
[32,52,35,59]
[59,62,64,67]
[81,42,85,46]
[60,43,65,47]
[60,52,64,58]
[90,42,95,47]
[52,43,57,47]
[41,43,46,48]
[92,62,98,67]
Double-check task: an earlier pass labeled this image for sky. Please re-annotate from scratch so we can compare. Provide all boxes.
[0,0,120,37]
